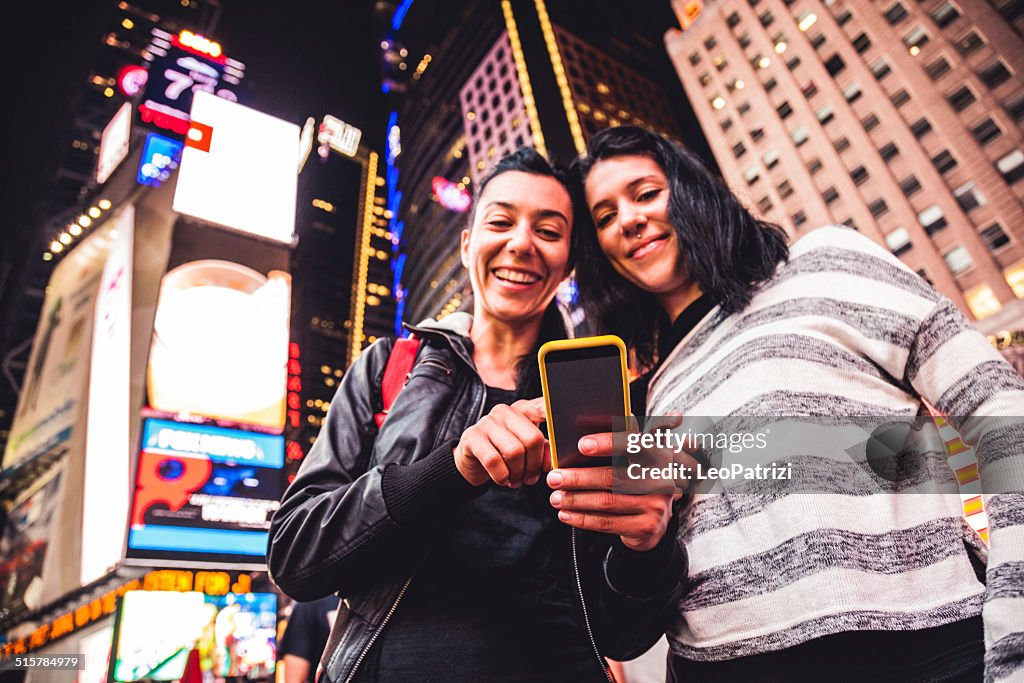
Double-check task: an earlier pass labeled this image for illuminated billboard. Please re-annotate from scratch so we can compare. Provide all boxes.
[432,176,471,212]
[97,102,132,184]
[172,91,298,243]
[137,133,183,187]
[125,419,284,567]
[147,259,290,429]
[111,591,276,681]
[319,115,362,157]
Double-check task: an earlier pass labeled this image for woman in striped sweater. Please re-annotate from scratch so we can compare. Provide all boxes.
[561,126,1024,681]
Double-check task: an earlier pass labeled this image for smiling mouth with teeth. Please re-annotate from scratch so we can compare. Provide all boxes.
[493,268,541,285]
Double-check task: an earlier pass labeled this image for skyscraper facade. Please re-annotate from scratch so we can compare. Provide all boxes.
[664,0,1024,328]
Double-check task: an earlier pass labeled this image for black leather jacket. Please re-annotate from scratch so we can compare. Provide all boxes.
[268,313,685,682]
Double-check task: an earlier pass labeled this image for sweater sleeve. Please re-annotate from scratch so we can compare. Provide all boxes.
[905,297,1024,682]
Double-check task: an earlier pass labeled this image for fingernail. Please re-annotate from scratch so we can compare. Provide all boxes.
[550,491,563,506]
[525,474,539,486]
[579,437,596,453]
[547,470,563,487]
[558,510,572,522]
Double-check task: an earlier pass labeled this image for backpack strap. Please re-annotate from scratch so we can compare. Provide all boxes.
[375,336,420,427]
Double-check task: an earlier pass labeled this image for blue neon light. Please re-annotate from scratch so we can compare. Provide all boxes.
[137,133,184,187]
[391,0,415,30]
[128,526,269,556]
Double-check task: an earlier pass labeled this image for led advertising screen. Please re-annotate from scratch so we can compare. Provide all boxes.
[97,102,132,184]
[111,591,277,682]
[137,133,183,187]
[139,43,241,135]
[0,471,64,618]
[125,419,283,567]
[172,91,298,243]
[146,259,290,429]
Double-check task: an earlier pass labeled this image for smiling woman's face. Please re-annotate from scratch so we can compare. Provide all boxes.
[461,170,572,327]
[584,154,693,304]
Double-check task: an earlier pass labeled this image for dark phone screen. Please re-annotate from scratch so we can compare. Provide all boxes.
[544,345,626,468]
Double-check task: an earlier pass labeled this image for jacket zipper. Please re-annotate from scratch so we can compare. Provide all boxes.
[343,372,486,683]
[572,528,615,683]
[418,358,453,374]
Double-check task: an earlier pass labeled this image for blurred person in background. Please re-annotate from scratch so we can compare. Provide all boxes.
[278,595,338,683]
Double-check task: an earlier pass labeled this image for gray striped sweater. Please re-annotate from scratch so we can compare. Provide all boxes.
[646,226,1024,681]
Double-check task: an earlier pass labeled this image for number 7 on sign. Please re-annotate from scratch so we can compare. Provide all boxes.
[164,69,194,100]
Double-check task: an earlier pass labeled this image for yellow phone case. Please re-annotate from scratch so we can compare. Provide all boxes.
[537,335,631,469]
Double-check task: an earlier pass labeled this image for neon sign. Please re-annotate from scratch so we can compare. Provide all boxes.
[117,64,148,97]
[173,30,225,62]
[137,133,183,186]
[432,176,472,213]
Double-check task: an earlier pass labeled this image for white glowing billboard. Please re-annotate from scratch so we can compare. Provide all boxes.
[173,91,298,243]
[97,102,132,184]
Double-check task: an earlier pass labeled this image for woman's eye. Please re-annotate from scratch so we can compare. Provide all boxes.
[537,228,562,240]
[487,219,513,229]
[637,188,662,202]
[594,213,615,228]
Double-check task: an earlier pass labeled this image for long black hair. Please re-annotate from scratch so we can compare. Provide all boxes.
[571,126,789,370]
[467,146,575,395]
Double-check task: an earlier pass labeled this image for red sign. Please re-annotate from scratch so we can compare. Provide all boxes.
[432,176,472,213]
[117,64,149,97]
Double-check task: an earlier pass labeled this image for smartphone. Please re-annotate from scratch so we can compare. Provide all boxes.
[538,335,631,469]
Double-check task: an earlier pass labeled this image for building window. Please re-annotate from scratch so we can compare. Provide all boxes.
[811,32,827,50]
[900,174,923,197]
[760,9,776,26]
[932,149,958,174]
[733,141,748,158]
[823,186,840,204]
[700,71,713,86]
[739,31,753,48]
[772,32,788,52]
[981,222,1011,251]
[704,36,718,50]
[947,85,977,112]
[998,0,1024,22]
[955,30,985,56]
[825,54,846,76]
[745,164,761,184]
[862,113,881,132]
[979,60,1012,89]
[758,196,774,213]
[834,136,851,153]
[954,181,987,212]
[817,103,835,125]
[808,158,824,175]
[925,56,952,80]
[869,198,890,218]
[965,284,1002,319]
[971,117,1002,144]
[689,51,702,66]
[852,32,872,54]
[787,55,802,70]
[931,2,961,29]
[1007,96,1024,123]
[944,246,973,274]
[997,149,1024,183]
[763,149,781,169]
[871,58,893,80]
[727,77,744,91]
[792,125,809,146]
[752,53,771,69]
[851,165,870,185]
[884,2,909,25]
[778,179,795,198]
[835,9,853,27]
[714,54,729,71]
[797,10,817,31]
[721,117,734,131]
[890,89,911,107]
[727,11,741,28]
[910,116,933,138]
[886,226,912,255]
[778,101,794,119]
[765,77,778,92]
[880,142,900,161]
[904,26,930,54]
[844,82,863,103]
[841,217,858,230]
[919,204,948,234]
[802,80,819,97]
[1007,261,1024,298]
[792,210,808,227]
[739,101,752,115]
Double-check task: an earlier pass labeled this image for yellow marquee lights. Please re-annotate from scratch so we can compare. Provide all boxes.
[88,207,101,218]
[502,0,546,156]
[351,152,379,364]
[535,0,585,155]
[69,224,83,236]
[312,198,335,213]
[59,233,72,245]
[178,29,222,58]
[99,199,112,209]
[51,241,63,252]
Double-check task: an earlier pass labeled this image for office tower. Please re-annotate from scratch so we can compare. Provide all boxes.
[664,0,1024,330]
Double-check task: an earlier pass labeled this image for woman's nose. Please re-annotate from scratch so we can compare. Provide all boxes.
[506,221,535,254]
[619,203,647,237]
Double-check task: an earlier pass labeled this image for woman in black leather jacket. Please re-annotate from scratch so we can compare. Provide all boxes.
[268,148,686,683]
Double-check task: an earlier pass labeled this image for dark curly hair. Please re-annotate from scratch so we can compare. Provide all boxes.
[571,126,789,370]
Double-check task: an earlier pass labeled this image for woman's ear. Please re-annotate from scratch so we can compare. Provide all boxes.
[460,228,471,269]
